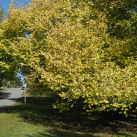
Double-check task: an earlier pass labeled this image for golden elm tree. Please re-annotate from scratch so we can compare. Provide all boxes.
[0,0,137,116]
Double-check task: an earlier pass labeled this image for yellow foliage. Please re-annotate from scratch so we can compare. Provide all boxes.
[0,0,137,115]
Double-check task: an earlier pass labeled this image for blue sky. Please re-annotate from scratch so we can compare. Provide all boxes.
[0,0,31,17]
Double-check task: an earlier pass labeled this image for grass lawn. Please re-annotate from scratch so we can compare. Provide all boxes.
[0,88,6,92]
[0,92,137,137]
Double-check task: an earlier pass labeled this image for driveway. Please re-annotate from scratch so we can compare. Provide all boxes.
[0,88,24,111]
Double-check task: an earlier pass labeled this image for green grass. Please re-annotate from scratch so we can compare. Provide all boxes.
[0,93,137,137]
[0,88,6,92]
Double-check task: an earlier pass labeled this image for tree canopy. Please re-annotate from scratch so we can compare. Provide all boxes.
[0,3,20,87]
[0,0,137,116]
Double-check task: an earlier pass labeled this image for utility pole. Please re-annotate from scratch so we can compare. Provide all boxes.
[24,76,27,104]
[24,88,26,104]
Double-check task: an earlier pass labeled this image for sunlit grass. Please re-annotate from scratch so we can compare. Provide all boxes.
[0,88,6,92]
[0,92,137,137]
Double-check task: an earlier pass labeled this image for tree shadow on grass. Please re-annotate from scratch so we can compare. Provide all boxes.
[26,129,97,137]
[6,96,137,137]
